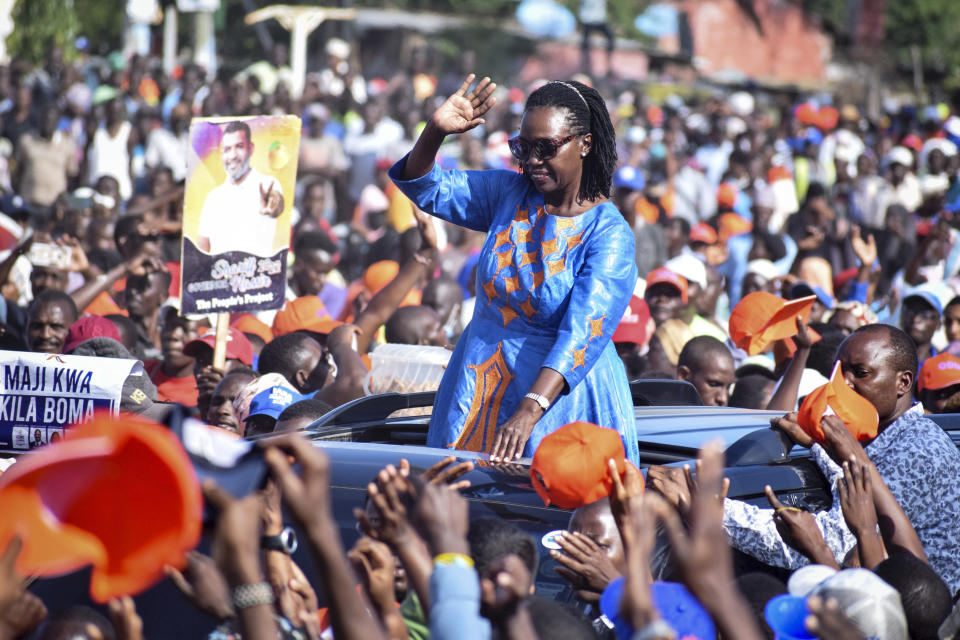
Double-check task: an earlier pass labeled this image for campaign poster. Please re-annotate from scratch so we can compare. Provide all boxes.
[0,351,139,452]
[180,115,301,315]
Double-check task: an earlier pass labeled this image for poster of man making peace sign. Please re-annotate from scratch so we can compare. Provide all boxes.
[180,115,301,315]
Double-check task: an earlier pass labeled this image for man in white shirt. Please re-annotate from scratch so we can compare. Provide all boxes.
[197,121,284,256]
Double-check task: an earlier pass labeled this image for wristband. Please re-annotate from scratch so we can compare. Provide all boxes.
[433,552,474,569]
[231,582,275,610]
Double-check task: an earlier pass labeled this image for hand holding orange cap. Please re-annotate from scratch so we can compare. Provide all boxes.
[798,362,879,446]
[530,422,643,509]
[0,413,201,602]
[728,292,817,356]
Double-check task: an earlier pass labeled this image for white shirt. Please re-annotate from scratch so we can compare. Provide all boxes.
[145,128,189,182]
[197,167,282,256]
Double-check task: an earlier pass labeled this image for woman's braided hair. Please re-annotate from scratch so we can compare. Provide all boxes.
[524,80,617,202]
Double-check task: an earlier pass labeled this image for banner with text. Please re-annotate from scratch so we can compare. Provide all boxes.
[0,351,138,451]
[180,114,301,315]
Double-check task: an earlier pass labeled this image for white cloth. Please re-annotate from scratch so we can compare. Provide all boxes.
[87,121,133,200]
[145,128,189,182]
[197,167,282,256]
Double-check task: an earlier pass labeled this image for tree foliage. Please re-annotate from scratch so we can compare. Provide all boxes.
[7,0,80,64]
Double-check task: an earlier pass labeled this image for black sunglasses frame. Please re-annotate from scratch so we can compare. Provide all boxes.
[508,134,577,162]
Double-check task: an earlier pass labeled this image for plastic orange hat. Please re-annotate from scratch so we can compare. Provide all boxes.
[272,296,343,337]
[717,212,752,243]
[918,352,960,392]
[798,362,879,445]
[530,422,643,509]
[0,413,201,602]
[232,313,274,344]
[729,292,816,356]
[817,106,839,131]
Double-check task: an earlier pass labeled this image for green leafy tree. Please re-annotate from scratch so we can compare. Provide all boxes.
[7,0,80,64]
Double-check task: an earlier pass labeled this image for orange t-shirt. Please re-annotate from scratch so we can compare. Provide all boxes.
[144,360,198,407]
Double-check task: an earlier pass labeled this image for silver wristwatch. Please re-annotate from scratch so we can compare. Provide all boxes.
[524,392,550,411]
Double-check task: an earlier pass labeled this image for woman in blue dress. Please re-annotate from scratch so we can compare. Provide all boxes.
[390,75,638,463]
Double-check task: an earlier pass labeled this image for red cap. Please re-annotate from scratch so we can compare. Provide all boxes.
[729,292,816,356]
[901,134,923,152]
[612,296,653,346]
[918,353,960,392]
[271,296,343,337]
[798,363,879,445]
[817,106,839,131]
[689,223,718,245]
[63,315,121,354]
[794,103,819,126]
[183,328,254,365]
[645,268,688,304]
[530,422,642,509]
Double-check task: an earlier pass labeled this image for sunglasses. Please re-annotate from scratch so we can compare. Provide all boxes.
[508,134,577,161]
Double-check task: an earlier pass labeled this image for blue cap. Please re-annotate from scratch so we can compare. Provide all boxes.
[903,289,943,315]
[248,386,305,420]
[600,577,716,640]
[803,127,823,146]
[613,165,646,191]
[764,594,815,639]
[789,282,836,310]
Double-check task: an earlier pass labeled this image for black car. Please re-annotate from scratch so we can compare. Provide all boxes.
[28,382,960,636]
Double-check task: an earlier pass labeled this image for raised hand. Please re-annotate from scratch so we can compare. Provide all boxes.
[850,225,877,267]
[0,591,47,640]
[354,465,416,548]
[805,595,865,640]
[765,485,838,568]
[551,531,621,603]
[418,455,475,490]
[413,206,439,254]
[165,551,234,621]
[410,480,470,556]
[431,74,497,137]
[108,596,144,640]
[262,434,334,535]
[259,181,283,218]
[646,464,692,516]
[348,537,400,611]
[480,554,533,627]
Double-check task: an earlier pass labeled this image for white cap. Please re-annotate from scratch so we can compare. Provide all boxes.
[325,37,350,60]
[884,145,913,168]
[664,254,707,290]
[787,564,838,596]
[746,259,779,282]
[812,569,908,640]
[728,91,755,117]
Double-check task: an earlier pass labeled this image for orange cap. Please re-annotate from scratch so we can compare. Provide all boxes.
[717,212,752,243]
[272,296,343,337]
[364,260,400,295]
[798,363,879,445]
[729,292,817,356]
[918,353,960,392]
[717,182,738,209]
[817,106,839,131]
[231,313,274,344]
[645,268,688,304]
[530,422,642,509]
[0,412,201,602]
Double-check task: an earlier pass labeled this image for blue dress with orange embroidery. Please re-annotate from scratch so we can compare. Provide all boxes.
[390,158,639,464]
